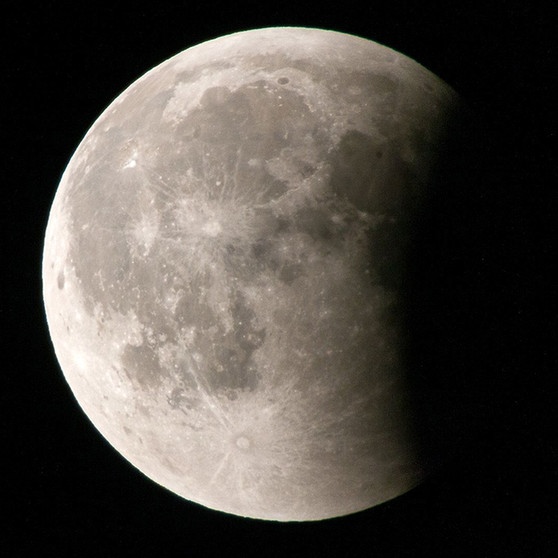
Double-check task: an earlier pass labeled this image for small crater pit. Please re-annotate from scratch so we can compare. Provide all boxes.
[277,77,289,85]
[235,435,251,450]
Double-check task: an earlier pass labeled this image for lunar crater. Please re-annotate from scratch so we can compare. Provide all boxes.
[234,435,252,451]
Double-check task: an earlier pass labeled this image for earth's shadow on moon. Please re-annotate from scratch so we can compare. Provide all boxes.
[401,104,495,476]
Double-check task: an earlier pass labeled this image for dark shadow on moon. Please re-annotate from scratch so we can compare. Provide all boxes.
[400,103,496,476]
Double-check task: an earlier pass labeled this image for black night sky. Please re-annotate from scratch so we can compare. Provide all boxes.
[3,2,555,556]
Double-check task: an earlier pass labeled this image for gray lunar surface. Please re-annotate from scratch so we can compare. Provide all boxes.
[43,27,459,520]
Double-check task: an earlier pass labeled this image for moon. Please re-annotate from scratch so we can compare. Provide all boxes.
[43,27,461,521]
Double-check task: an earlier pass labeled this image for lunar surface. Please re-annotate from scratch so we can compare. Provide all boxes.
[43,27,460,521]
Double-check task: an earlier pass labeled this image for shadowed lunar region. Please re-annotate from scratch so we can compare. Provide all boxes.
[43,27,472,521]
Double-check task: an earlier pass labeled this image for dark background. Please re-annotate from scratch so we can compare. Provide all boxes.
[3,2,555,556]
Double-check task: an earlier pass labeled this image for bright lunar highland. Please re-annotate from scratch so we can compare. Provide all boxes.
[43,28,460,521]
